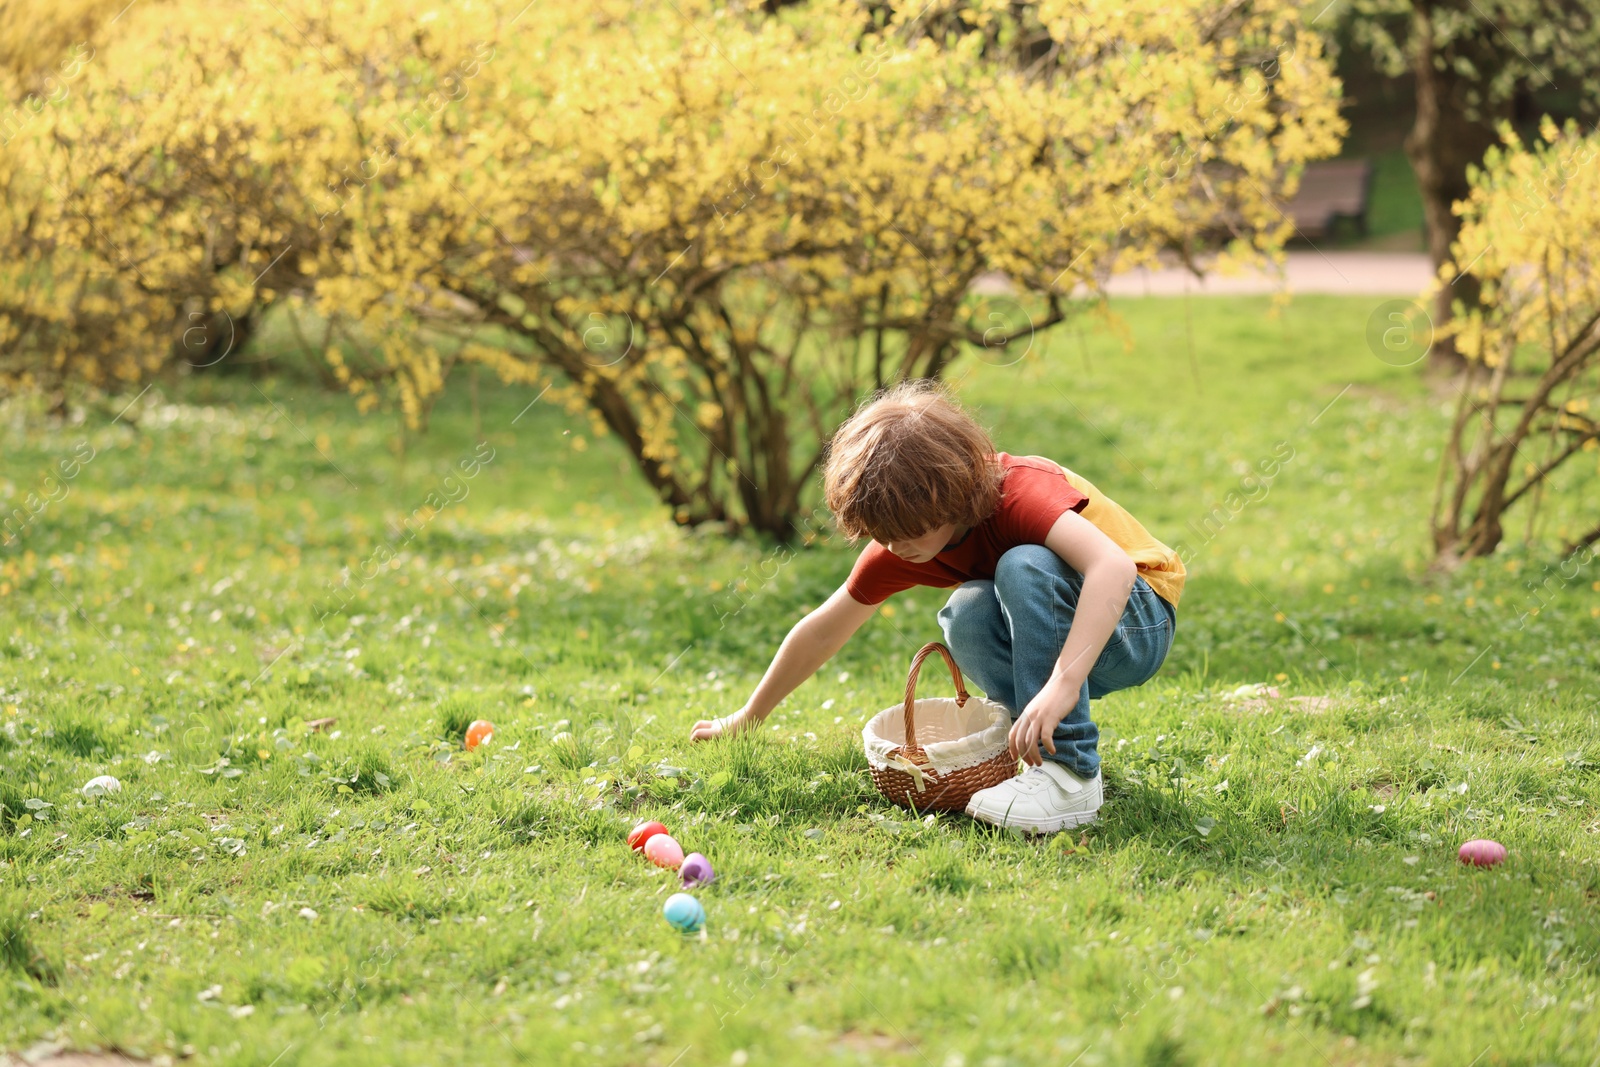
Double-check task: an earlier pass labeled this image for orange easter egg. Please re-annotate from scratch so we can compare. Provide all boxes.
[464,719,495,750]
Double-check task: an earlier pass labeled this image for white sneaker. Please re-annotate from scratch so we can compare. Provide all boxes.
[964,762,1102,833]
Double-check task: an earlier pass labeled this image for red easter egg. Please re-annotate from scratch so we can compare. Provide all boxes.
[1458,838,1507,867]
[464,720,495,750]
[628,820,668,852]
[644,833,685,870]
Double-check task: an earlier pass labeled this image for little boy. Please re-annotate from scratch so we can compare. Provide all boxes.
[690,381,1184,833]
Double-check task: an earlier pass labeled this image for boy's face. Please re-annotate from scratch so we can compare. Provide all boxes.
[883,522,959,563]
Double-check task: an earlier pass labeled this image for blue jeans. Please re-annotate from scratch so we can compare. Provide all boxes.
[936,545,1175,778]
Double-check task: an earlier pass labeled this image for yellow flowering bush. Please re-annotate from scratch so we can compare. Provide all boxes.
[1,0,1344,534]
[1430,118,1600,561]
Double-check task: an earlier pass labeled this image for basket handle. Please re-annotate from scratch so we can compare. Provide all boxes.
[902,642,969,751]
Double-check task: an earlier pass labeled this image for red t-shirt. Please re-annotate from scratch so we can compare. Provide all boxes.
[845,453,1089,606]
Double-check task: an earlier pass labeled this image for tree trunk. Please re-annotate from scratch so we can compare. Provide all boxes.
[175,304,255,370]
[1404,3,1505,375]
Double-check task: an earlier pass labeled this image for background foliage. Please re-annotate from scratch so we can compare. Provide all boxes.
[1,0,1345,534]
[1342,0,1600,368]
[1428,119,1600,561]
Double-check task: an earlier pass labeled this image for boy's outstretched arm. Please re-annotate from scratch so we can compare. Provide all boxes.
[689,583,877,741]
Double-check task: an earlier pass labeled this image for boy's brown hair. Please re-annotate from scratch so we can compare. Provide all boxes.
[823,380,1004,543]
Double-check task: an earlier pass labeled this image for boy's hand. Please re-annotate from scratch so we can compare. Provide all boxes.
[1008,681,1075,766]
[689,707,757,742]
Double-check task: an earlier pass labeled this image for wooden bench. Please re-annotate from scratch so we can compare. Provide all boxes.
[1287,159,1375,240]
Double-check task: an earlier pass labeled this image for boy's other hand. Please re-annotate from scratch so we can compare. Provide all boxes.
[689,707,756,742]
[1008,682,1073,766]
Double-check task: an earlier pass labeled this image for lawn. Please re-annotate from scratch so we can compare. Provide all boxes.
[3,295,1598,1067]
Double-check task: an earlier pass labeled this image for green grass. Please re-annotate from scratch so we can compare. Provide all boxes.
[1361,149,1427,242]
[3,294,1599,1066]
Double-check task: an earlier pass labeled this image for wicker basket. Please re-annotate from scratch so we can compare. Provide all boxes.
[863,642,1019,813]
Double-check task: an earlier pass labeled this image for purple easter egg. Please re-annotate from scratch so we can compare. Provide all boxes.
[679,852,715,888]
[1458,838,1507,867]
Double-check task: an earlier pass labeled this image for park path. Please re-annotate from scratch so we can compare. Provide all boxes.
[1102,250,1434,297]
[975,251,1435,298]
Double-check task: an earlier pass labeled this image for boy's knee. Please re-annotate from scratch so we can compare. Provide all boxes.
[938,580,999,648]
[993,544,1067,592]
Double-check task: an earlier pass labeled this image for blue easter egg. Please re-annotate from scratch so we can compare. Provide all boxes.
[662,892,705,933]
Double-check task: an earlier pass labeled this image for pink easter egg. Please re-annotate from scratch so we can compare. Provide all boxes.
[679,852,715,888]
[643,833,684,870]
[1458,839,1507,867]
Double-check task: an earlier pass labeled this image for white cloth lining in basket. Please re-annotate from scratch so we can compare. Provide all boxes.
[862,695,1013,775]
